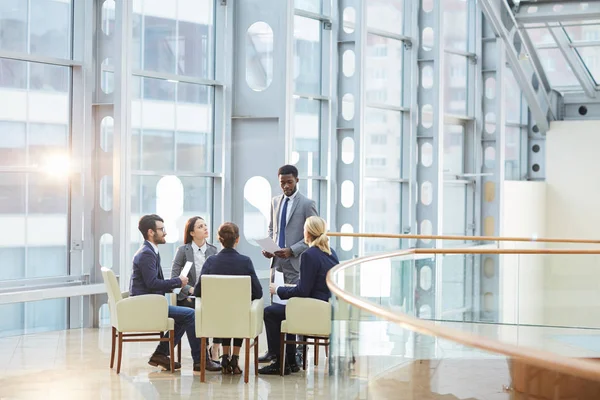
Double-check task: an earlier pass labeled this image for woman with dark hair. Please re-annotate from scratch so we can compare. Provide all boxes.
[194,222,263,375]
[171,216,221,370]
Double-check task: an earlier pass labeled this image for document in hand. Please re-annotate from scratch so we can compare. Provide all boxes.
[255,237,281,254]
[181,261,193,277]
[272,270,287,305]
[173,261,194,295]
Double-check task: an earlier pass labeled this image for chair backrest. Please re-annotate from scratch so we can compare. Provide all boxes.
[101,267,123,327]
[286,297,332,336]
[200,275,252,338]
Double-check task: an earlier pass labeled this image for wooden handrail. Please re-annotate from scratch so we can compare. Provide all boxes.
[327,231,600,245]
[326,248,600,383]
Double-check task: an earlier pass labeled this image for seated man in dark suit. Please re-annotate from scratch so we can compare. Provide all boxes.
[193,222,263,374]
[129,214,219,371]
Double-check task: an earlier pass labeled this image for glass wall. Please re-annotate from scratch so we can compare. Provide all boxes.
[0,0,73,337]
[362,1,405,255]
[292,9,328,217]
[128,0,216,276]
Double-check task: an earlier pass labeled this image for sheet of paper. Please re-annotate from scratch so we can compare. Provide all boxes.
[255,237,281,254]
[173,261,194,295]
[272,270,288,305]
[181,261,193,277]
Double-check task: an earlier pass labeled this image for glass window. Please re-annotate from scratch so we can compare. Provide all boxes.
[505,127,522,180]
[246,22,274,92]
[132,77,214,173]
[364,108,402,179]
[505,66,522,124]
[295,0,321,14]
[367,0,403,35]
[0,122,26,167]
[362,180,401,254]
[0,0,72,59]
[564,24,600,43]
[443,0,468,52]
[444,54,468,116]
[292,98,321,177]
[537,48,580,87]
[527,28,556,47]
[575,47,600,85]
[294,16,322,95]
[443,183,468,236]
[443,125,464,175]
[133,0,215,79]
[366,35,403,108]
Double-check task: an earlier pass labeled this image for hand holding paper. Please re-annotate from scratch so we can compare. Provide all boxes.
[255,237,281,254]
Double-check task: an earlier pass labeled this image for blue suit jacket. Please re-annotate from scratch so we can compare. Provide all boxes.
[277,247,339,302]
[129,241,182,296]
[194,248,263,301]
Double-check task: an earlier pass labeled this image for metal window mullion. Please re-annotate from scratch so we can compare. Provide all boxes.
[401,0,418,245]
[113,0,133,291]
[213,0,233,227]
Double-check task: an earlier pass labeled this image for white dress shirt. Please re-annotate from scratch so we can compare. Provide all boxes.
[148,241,159,254]
[191,241,207,279]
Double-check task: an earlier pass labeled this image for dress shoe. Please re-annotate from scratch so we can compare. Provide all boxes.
[193,358,221,372]
[148,353,181,371]
[258,361,291,375]
[289,362,300,373]
[258,351,276,363]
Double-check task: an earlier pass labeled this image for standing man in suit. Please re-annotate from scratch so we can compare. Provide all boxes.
[258,164,318,363]
[129,214,204,372]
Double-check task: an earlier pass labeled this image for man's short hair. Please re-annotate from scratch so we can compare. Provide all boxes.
[138,214,164,240]
[278,164,298,178]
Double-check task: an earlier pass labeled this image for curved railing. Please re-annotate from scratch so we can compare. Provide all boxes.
[325,234,600,399]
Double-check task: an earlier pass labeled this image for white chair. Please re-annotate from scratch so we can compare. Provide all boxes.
[195,275,263,383]
[280,297,331,376]
[101,267,176,374]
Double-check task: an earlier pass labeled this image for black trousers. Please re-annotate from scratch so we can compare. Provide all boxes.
[264,303,296,361]
[177,297,221,344]
[216,338,243,347]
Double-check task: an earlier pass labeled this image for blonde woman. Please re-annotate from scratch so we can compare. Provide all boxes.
[258,216,339,375]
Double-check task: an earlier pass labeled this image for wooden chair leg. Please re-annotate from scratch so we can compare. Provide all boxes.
[302,343,307,371]
[279,332,286,377]
[200,337,206,382]
[254,337,259,376]
[116,332,123,374]
[177,342,182,363]
[169,330,175,373]
[314,338,319,366]
[110,327,116,368]
[325,343,329,358]
[244,338,250,383]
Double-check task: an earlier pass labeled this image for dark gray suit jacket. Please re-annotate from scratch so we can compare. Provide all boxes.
[170,242,218,301]
[268,191,318,284]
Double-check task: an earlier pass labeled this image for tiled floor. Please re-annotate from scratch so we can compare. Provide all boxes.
[2,323,600,399]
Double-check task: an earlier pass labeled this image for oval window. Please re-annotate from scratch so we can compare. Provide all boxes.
[243,176,272,246]
[246,22,274,91]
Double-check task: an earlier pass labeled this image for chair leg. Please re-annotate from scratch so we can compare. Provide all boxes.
[116,332,123,374]
[302,343,307,371]
[254,337,259,376]
[314,338,319,366]
[244,338,250,383]
[279,332,286,377]
[110,326,116,368]
[325,344,329,358]
[177,342,182,363]
[200,337,206,382]
[169,330,175,374]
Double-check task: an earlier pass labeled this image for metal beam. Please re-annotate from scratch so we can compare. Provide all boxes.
[478,0,555,132]
[515,2,600,25]
[548,26,597,99]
